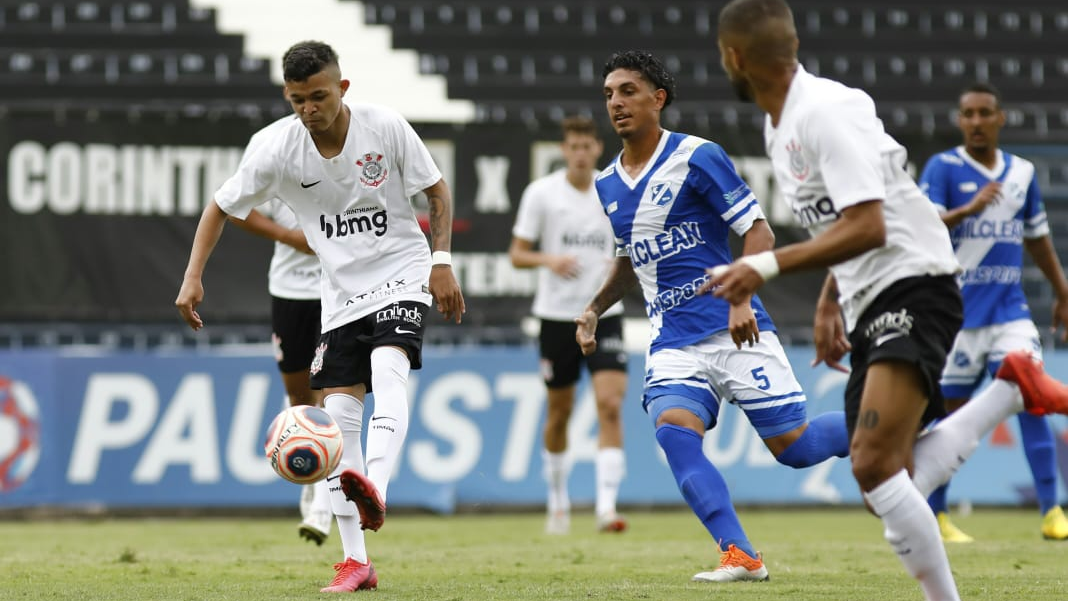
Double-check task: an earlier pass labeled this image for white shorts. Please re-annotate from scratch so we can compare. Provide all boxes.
[941,318,1042,397]
[643,331,807,438]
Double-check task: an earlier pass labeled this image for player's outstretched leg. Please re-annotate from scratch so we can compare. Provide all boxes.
[340,469,387,532]
[911,349,1068,499]
[774,411,849,468]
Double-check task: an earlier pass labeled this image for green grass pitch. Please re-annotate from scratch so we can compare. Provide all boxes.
[1,507,1064,600]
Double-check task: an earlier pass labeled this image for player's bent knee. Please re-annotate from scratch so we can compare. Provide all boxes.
[850,449,906,492]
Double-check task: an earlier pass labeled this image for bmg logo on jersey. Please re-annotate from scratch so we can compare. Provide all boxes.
[375,303,423,326]
[793,196,839,227]
[320,208,388,239]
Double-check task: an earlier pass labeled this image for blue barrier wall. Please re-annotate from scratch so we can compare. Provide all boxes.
[1,347,1066,512]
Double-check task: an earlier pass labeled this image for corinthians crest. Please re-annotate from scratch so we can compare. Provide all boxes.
[357,152,389,187]
[786,139,809,181]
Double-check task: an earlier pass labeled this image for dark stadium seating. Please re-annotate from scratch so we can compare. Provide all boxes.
[0,0,279,113]
[362,1,1068,140]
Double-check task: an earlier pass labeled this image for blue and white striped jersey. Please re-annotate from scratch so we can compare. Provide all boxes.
[595,131,775,352]
[919,147,1048,329]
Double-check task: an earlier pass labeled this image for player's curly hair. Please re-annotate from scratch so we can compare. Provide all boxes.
[601,50,676,107]
[282,41,339,82]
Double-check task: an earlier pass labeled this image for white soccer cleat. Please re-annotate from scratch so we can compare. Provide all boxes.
[692,544,769,582]
[298,510,333,546]
[545,509,570,535]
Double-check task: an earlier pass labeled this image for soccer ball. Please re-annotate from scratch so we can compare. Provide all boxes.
[264,405,343,484]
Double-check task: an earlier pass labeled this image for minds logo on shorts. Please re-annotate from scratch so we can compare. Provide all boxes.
[0,376,41,492]
[320,207,388,239]
[863,308,914,348]
[375,303,423,326]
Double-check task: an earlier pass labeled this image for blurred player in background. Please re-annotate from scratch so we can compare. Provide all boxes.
[578,49,849,583]
[714,1,1068,598]
[918,82,1068,542]
[176,40,464,593]
[227,114,332,546]
[510,116,629,535]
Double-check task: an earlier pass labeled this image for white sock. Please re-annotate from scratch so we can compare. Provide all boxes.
[312,478,331,514]
[864,469,960,601]
[595,447,625,517]
[543,449,571,514]
[913,379,1024,497]
[300,484,315,520]
[364,346,412,500]
[324,393,367,563]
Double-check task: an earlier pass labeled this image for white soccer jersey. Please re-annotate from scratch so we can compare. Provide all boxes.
[215,102,442,332]
[240,116,321,301]
[512,169,623,321]
[764,65,959,331]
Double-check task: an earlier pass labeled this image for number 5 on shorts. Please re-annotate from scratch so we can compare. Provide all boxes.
[751,366,771,390]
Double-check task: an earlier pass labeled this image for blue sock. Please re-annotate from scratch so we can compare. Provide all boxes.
[928,484,949,514]
[776,411,849,468]
[1018,412,1058,515]
[655,423,755,557]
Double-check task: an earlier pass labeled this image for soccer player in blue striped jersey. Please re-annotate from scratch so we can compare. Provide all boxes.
[575,50,849,584]
[918,83,1068,542]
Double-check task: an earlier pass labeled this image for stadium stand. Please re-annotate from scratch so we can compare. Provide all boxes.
[362,1,1068,140]
[3,0,1068,348]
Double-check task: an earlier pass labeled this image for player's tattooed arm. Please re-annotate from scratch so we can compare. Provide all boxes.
[425,179,453,253]
[423,178,466,323]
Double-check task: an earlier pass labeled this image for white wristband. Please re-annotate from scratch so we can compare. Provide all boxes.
[739,250,780,282]
[431,251,452,266]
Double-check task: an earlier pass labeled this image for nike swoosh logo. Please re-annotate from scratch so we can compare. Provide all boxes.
[874,331,906,347]
[300,180,321,189]
[394,326,416,335]
[326,474,341,482]
[371,416,396,422]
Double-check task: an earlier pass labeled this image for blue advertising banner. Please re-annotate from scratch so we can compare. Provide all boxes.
[1,347,1066,512]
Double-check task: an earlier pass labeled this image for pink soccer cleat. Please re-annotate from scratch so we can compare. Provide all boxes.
[340,469,387,531]
[996,350,1068,416]
[320,558,377,593]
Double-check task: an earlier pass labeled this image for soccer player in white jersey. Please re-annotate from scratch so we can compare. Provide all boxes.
[226,114,333,546]
[714,1,1068,598]
[510,116,629,535]
[918,83,1068,542]
[175,41,464,593]
[577,49,850,583]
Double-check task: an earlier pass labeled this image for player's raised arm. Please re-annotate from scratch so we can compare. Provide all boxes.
[424,178,465,323]
[175,201,229,330]
[576,256,637,355]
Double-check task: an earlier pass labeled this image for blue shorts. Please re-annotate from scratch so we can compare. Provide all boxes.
[643,331,808,439]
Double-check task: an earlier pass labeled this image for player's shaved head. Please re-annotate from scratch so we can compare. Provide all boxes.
[718,0,798,66]
[283,41,341,82]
